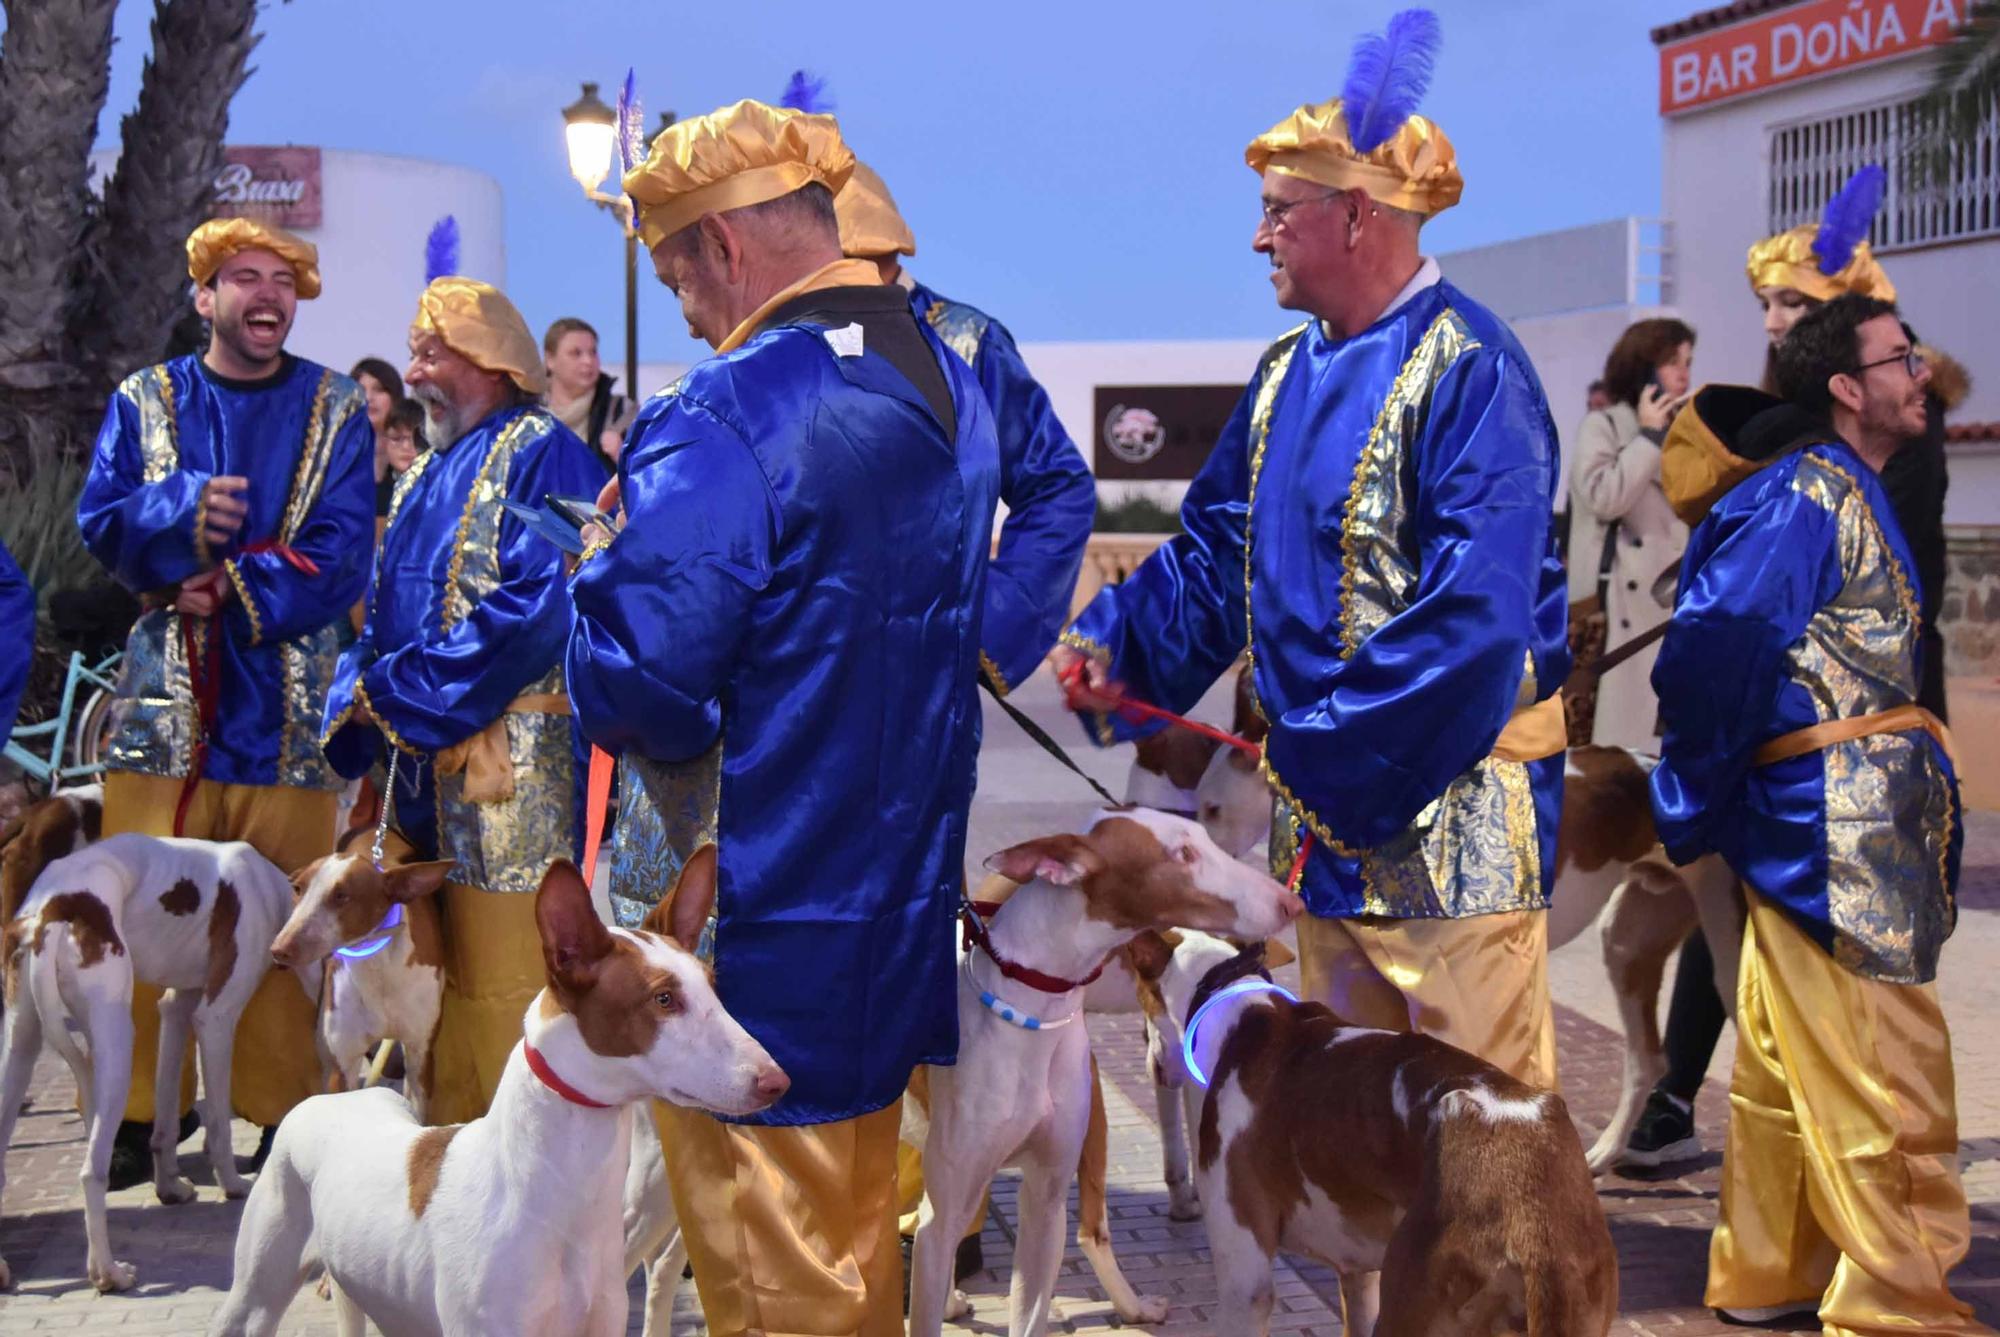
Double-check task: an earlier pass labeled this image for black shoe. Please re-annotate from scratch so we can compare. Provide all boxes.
[900,1233,914,1315]
[954,1232,984,1283]
[1716,1302,1818,1327]
[105,1120,153,1191]
[248,1124,278,1173]
[1618,1089,1702,1170]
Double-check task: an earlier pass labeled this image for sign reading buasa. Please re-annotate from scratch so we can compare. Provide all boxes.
[1091,384,1244,481]
[1657,0,1966,116]
[210,146,322,228]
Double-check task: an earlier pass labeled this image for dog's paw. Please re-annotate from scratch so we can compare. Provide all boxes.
[945,1288,972,1321]
[1167,1185,1203,1221]
[90,1258,137,1292]
[316,1270,333,1301]
[154,1175,197,1206]
[219,1174,252,1201]
[1120,1294,1171,1324]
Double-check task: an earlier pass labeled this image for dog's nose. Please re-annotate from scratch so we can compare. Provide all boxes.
[1278,894,1305,922]
[270,942,296,968]
[753,1065,790,1103]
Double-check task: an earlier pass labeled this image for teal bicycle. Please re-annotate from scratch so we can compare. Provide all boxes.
[4,648,122,796]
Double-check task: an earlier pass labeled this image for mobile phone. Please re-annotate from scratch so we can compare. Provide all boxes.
[546,493,612,532]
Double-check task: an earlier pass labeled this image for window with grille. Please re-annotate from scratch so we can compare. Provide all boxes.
[1769,88,2000,252]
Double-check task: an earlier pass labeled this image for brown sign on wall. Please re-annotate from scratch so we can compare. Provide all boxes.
[210,146,322,228]
[1091,384,1244,480]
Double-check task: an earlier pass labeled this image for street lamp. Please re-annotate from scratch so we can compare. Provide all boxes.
[561,81,640,408]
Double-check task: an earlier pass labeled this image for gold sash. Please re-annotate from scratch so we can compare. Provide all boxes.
[1490,692,1567,764]
[1753,703,1957,771]
[435,693,572,803]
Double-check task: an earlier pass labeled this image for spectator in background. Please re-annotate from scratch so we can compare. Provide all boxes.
[541,317,636,473]
[351,356,406,516]
[381,397,426,484]
[1586,378,1612,412]
[1566,317,1694,749]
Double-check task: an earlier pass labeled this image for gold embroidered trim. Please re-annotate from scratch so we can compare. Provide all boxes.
[1812,455,1922,632]
[1260,760,1360,858]
[978,650,1010,698]
[223,560,262,644]
[277,370,339,544]
[357,679,420,757]
[442,412,537,633]
[318,699,353,748]
[574,535,612,570]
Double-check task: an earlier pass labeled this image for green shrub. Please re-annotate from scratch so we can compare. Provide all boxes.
[1093,495,1183,534]
[1,439,95,609]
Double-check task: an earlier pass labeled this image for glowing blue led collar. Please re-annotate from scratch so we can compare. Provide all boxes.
[1181,979,1296,1087]
[334,903,404,961]
[965,954,1077,1031]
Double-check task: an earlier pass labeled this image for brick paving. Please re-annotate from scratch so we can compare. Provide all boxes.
[1,670,1996,1334]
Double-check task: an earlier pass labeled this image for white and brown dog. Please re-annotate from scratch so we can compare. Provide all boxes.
[1139,930,1618,1336]
[209,854,787,1337]
[907,808,1303,1337]
[271,828,453,1122]
[0,784,103,928]
[0,831,300,1292]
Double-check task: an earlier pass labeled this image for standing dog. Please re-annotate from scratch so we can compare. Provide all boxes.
[1140,930,1618,1336]
[0,784,103,927]
[209,853,787,1337]
[0,832,298,1291]
[270,829,453,1122]
[907,809,1303,1337]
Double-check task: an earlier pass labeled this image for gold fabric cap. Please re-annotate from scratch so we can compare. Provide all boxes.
[411,277,547,397]
[187,218,321,299]
[837,161,916,260]
[1246,100,1462,218]
[1746,225,1896,303]
[624,99,855,251]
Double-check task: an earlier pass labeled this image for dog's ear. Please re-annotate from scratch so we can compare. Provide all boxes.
[535,860,613,989]
[643,844,717,950]
[983,834,1100,888]
[383,860,454,904]
[1122,929,1176,982]
[334,824,372,856]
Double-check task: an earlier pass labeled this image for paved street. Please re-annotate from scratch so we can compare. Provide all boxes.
[3,669,1997,1334]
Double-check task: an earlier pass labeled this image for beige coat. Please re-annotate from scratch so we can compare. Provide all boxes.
[1567,402,1688,749]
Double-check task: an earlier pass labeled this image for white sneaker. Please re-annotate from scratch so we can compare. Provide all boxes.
[1717,1302,1817,1326]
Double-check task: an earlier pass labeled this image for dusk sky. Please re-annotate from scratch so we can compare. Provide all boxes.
[91,0,1701,370]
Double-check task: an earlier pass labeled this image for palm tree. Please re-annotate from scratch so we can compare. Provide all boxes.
[1907,2,1999,187]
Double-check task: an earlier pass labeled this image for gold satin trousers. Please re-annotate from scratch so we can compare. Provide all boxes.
[427,881,544,1125]
[1707,890,1992,1334]
[654,1099,903,1337]
[1295,906,1558,1089]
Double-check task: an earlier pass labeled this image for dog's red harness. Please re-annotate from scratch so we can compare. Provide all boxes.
[523,1041,611,1109]
[960,901,1108,994]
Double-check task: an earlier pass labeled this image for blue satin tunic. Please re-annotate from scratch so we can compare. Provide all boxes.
[1066,280,1569,921]
[78,355,373,789]
[908,279,1095,693]
[0,542,33,748]
[322,403,600,891]
[568,314,1000,1126]
[1652,442,1960,983]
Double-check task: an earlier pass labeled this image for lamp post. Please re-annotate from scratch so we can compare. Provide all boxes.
[561,81,641,405]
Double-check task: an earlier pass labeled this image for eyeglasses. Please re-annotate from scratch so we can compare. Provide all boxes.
[1258,191,1344,230]
[1851,349,1925,378]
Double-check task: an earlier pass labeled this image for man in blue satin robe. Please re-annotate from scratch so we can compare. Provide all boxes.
[0,542,31,749]
[77,218,373,1181]
[322,277,599,1125]
[566,100,1000,1337]
[836,159,1095,695]
[1651,296,1985,1333]
[1052,55,1571,1132]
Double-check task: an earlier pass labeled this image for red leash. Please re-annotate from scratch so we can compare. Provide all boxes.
[1057,662,1260,757]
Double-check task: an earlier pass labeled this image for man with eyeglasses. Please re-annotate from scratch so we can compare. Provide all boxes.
[1649,293,1986,1332]
[1051,12,1572,1231]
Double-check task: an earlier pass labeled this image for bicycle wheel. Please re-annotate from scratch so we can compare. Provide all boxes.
[68,685,119,775]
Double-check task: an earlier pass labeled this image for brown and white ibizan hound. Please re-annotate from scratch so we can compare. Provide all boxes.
[0,831,302,1292]
[209,854,787,1337]
[0,784,103,928]
[270,827,452,1122]
[1137,930,1618,1336]
[1195,739,1742,1175]
[907,808,1304,1337]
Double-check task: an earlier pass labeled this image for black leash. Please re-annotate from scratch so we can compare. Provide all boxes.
[981,679,1121,807]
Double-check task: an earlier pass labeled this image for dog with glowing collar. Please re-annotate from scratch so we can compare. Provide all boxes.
[1131,929,1617,1337]
[210,854,788,1337]
[270,826,454,1122]
[907,808,1302,1337]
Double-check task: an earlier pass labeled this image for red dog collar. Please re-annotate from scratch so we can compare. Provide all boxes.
[523,1041,612,1109]
[961,901,1108,994]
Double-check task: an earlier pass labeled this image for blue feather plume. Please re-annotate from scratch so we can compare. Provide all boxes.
[615,68,645,180]
[424,216,459,283]
[1814,164,1887,276]
[779,70,833,114]
[1341,8,1443,155]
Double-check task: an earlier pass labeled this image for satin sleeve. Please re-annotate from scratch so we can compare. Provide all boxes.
[1064,383,1255,743]
[76,389,209,591]
[1264,350,1557,848]
[222,408,374,646]
[0,542,32,748]
[1650,484,1840,865]
[361,430,601,754]
[974,320,1095,692]
[566,399,778,762]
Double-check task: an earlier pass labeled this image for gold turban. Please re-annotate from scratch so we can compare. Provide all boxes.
[1746,225,1897,304]
[1246,100,1462,218]
[623,99,855,252]
[410,277,547,397]
[186,218,322,299]
[836,161,917,260]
